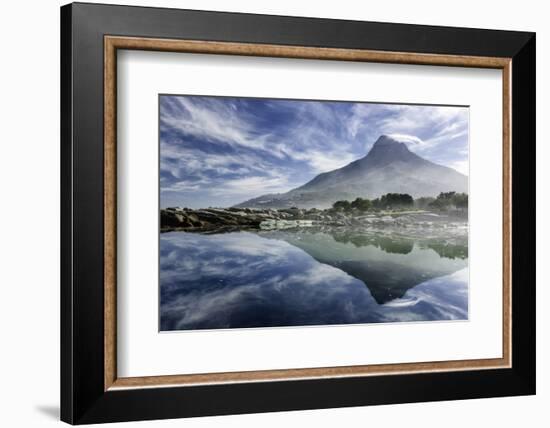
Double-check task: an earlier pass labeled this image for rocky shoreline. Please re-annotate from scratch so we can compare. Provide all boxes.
[161,206,467,233]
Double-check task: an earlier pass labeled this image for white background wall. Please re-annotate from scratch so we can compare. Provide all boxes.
[0,0,546,427]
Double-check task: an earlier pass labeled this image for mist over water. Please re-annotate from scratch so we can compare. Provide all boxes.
[160,229,468,331]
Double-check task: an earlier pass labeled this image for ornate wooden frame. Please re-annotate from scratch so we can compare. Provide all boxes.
[104,36,512,391]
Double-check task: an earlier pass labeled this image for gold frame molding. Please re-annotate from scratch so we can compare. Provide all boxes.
[104,35,512,391]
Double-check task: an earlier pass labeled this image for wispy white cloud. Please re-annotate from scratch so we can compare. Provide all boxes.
[387,133,426,147]
[346,103,468,152]
[161,96,275,154]
[211,175,292,197]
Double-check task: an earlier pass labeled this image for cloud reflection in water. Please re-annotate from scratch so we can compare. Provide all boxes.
[160,231,468,331]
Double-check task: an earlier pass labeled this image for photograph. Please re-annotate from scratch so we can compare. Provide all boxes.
[159,95,470,331]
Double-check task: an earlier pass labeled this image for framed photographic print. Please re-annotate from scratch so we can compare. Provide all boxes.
[60,2,536,424]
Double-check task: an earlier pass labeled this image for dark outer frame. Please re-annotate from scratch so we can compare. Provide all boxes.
[61,2,536,424]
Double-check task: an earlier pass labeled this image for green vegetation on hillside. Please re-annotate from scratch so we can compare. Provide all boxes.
[332,192,467,213]
[428,191,468,210]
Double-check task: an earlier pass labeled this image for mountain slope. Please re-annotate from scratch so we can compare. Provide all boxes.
[235,135,468,209]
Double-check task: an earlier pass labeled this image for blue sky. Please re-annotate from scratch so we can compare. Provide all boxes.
[160,95,468,208]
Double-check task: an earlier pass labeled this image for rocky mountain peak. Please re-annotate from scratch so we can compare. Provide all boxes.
[372,134,405,147]
[234,135,467,209]
[358,135,416,168]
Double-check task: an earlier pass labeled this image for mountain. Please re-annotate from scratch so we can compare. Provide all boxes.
[262,228,468,304]
[235,135,468,209]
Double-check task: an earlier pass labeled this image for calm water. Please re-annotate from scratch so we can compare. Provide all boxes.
[160,229,468,331]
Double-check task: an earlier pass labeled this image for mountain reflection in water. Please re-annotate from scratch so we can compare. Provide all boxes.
[160,230,468,331]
